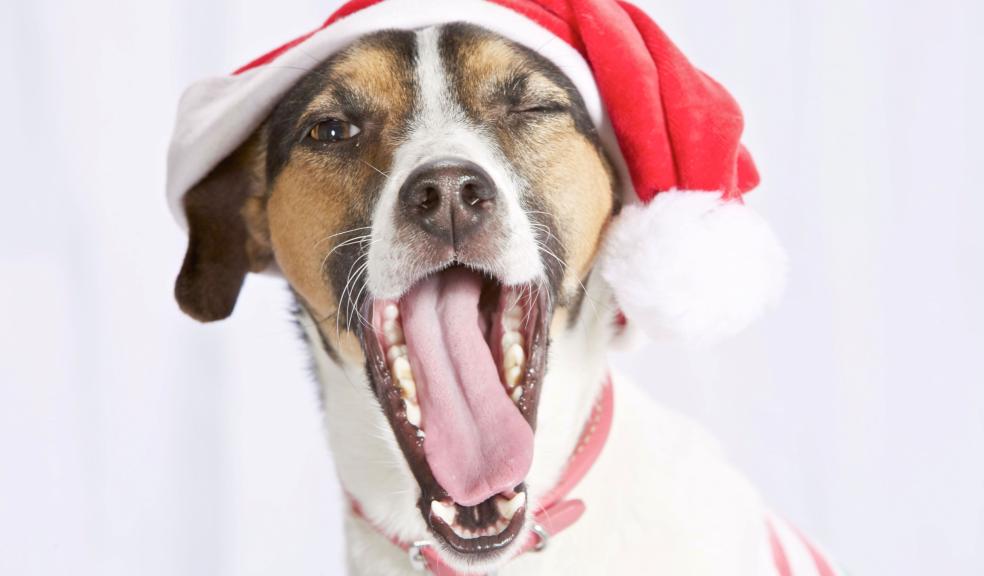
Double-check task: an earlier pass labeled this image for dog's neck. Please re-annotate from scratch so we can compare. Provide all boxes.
[296,273,617,546]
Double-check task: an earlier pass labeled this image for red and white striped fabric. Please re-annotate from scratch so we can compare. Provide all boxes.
[766,514,845,576]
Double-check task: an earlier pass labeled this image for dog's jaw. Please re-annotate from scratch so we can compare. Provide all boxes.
[298,271,616,573]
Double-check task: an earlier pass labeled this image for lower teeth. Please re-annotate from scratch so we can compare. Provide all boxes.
[500,293,527,406]
[429,492,527,540]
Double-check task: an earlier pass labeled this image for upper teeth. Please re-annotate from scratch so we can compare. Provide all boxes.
[505,365,522,389]
[504,344,525,369]
[393,356,413,380]
[381,292,528,427]
[404,401,421,427]
[383,303,400,321]
[382,305,420,429]
[501,292,526,406]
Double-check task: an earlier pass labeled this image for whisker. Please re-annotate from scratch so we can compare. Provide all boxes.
[360,159,391,179]
[336,256,371,341]
[319,235,370,271]
[313,226,373,249]
[533,239,605,317]
[345,262,373,332]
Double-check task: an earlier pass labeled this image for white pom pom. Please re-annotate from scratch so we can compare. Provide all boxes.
[599,191,787,342]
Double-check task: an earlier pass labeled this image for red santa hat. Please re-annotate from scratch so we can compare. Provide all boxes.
[167,0,786,341]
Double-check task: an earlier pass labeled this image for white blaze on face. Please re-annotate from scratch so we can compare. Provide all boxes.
[366,26,543,299]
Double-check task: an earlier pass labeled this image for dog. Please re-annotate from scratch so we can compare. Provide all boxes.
[171,18,841,576]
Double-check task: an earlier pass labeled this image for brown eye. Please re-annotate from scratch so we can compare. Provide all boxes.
[309,118,361,142]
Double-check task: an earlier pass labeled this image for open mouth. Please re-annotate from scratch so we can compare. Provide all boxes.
[361,266,550,558]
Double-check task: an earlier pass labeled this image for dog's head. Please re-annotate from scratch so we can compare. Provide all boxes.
[176,23,619,565]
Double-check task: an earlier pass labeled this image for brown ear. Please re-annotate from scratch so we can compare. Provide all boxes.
[175,146,271,322]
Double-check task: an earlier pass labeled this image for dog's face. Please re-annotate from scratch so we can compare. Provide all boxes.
[176,23,618,564]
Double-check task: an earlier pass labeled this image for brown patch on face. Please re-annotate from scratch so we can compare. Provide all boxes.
[441,24,618,309]
[261,30,418,360]
[529,136,615,281]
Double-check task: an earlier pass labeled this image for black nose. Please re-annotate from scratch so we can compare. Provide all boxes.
[398,159,498,248]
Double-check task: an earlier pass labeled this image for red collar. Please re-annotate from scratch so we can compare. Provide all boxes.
[348,376,614,575]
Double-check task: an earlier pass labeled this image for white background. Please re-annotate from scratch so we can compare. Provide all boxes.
[2,0,982,574]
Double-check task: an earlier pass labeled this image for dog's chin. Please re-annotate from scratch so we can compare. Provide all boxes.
[359,264,551,563]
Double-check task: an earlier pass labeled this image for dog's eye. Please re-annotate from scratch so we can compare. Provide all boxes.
[511,102,567,115]
[309,119,361,143]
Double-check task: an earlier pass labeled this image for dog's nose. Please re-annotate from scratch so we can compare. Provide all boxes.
[398,159,497,247]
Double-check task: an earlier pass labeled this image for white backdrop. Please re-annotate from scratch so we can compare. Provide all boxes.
[2,0,982,574]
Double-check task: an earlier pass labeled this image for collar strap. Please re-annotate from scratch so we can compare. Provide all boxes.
[350,375,614,576]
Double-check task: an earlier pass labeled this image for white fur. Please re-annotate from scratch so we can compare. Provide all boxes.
[301,271,783,575]
[366,28,542,299]
[599,191,787,342]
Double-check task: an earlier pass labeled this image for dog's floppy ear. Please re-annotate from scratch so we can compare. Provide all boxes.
[175,139,272,322]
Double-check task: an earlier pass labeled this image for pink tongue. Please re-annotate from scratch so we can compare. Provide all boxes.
[401,269,533,506]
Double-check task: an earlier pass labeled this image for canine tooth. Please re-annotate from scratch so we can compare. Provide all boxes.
[505,366,522,389]
[397,377,416,399]
[404,400,421,427]
[504,343,525,369]
[392,356,413,380]
[511,386,523,403]
[430,500,456,525]
[383,304,399,320]
[496,492,526,520]
[386,345,407,363]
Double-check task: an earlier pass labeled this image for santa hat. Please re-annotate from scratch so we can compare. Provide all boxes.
[167,0,786,341]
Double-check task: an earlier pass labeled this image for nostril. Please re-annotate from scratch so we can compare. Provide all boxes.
[460,180,494,209]
[420,185,440,211]
[461,183,481,207]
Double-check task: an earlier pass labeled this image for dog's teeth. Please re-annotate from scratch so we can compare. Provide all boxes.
[501,331,521,350]
[511,386,523,404]
[392,356,413,380]
[384,322,404,346]
[430,500,457,525]
[505,365,522,389]
[383,304,399,321]
[404,400,421,427]
[504,343,525,370]
[496,492,526,520]
[386,344,407,363]
[397,377,417,399]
